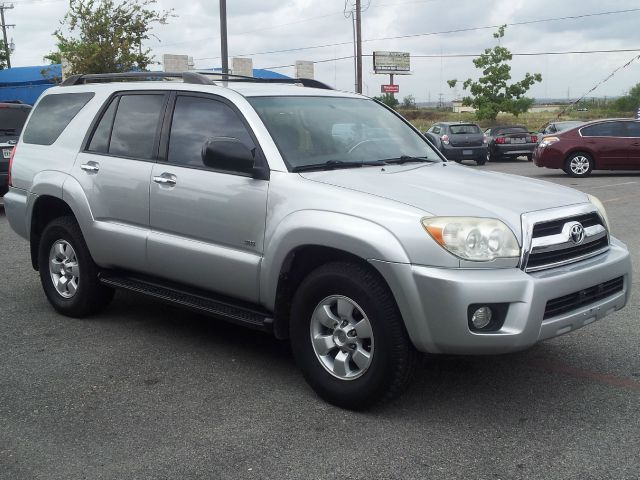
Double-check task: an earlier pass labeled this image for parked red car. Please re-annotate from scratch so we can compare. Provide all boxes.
[533,118,640,177]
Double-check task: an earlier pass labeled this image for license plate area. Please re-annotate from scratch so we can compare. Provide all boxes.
[463,149,473,155]
[512,138,526,144]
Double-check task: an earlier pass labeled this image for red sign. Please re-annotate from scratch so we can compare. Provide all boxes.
[381,84,399,93]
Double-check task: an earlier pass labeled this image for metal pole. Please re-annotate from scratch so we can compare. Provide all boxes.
[219,0,228,76]
[355,0,362,94]
[0,4,12,69]
[351,12,357,93]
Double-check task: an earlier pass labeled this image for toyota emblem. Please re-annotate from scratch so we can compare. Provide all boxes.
[569,223,585,245]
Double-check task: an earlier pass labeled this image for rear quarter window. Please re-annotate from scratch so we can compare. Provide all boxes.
[22,92,94,145]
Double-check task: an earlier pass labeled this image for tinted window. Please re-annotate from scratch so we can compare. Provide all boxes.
[23,93,94,145]
[0,107,31,133]
[87,97,118,153]
[109,94,165,159]
[432,125,441,134]
[167,95,255,169]
[449,124,480,134]
[581,122,621,137]
[496,126,527,135]
[623,121,640,137]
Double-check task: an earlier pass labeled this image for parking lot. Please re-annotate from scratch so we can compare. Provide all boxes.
[0,161,638,480]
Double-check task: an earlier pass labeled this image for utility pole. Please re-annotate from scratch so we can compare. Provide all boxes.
[219,0,228,76]
[0,3,15,69]
[355,0,362,94]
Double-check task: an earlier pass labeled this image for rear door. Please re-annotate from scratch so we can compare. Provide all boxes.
[580,122,628,168]
[74,92,168,272]
[147,92,269,303]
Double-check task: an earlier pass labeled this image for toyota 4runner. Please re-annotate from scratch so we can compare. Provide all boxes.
[3,72,632,409]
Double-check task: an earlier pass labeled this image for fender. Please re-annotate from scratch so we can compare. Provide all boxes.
[26,171,72,238]
[260,210,411,310]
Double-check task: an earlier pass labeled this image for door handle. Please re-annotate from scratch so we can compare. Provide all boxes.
[80,162,100,173]
[153,175,177,186]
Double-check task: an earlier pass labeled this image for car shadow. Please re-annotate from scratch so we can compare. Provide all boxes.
[84,291,637,416]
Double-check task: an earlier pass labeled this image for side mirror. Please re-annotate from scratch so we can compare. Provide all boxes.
[201,137,258,176]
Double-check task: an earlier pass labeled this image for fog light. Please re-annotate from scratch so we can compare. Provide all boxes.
[471,306,493,329]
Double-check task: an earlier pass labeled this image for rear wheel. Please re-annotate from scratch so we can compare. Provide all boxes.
[565,152,593,177]
[38,216,114,317]
[526,154,533,162]
[476,156,487,166]
[290,261,418,410]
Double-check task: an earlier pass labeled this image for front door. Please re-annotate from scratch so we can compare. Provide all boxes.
[147,93,269,303]
[72,92,168,272]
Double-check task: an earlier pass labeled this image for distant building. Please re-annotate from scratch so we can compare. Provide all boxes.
[452,100,475,113]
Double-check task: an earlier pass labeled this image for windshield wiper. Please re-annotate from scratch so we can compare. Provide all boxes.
[382,155,437,165]
[292,159,385,172]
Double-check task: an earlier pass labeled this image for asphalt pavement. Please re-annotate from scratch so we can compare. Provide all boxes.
[0,161,638,480]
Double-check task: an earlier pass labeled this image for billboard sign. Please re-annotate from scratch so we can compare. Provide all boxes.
[381,84,400,93]
[373,51,410,74]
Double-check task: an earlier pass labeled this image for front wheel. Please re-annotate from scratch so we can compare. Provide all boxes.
[565,153,593,177]
[290,262,418,410]
[38,216,114,317]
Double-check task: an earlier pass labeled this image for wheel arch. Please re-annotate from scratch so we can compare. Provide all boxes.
[261,212,411,340]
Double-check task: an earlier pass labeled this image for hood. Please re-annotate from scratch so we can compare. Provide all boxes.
[300,162,589,236]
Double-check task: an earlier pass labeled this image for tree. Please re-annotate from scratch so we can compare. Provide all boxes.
[46,0,173,75]
[401,94,416,109]
[448,26,542,120]
[613,83,640,112]
[374,93,399,109]
[0,40,7,70]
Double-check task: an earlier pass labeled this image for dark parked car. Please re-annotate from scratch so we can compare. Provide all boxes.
[484,125,538,161]
[533,118,640,177]
[424,122,488,165]
[0,102,31,196]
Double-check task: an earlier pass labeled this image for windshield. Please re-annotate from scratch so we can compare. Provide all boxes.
[556,121,583,132]
[248,96,441,170]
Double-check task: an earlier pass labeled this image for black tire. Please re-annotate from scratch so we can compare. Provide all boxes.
[476,157,487,166]
[488,151,501,162]
[290,261,418,410]
[38,216,114,317]
[526,154,533,162]
[564,152,594,177]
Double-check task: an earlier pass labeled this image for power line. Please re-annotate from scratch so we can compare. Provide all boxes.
[261,48,640,70]
[194,8,640,61]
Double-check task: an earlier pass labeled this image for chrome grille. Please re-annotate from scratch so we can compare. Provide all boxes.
[522,208,609,272]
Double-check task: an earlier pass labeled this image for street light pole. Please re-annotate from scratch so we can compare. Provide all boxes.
[219,0,228,76]
[355,0,362,94]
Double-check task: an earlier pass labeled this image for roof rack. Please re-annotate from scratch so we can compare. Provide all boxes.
[60,71,334,90]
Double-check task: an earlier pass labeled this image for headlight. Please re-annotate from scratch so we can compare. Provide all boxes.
[421,217,520,261]
[588,194,610,231]
[539,136,560,148]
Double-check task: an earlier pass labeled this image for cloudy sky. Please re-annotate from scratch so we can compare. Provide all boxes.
[8,0,640,101]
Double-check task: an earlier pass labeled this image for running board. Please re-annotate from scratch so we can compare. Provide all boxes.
[99,272,273,332]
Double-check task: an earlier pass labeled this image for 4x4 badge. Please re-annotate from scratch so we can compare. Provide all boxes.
[569,223,585,245]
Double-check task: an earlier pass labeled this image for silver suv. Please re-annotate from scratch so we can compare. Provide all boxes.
[4,72,632,409]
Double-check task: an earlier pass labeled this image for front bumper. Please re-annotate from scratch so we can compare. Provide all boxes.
[371,238,632,354]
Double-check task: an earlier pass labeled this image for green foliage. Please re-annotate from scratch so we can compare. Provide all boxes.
[401,94,416,108]
[47,0,173,75]
[374,93,399,109]
[0,40,7,70]
[613,83,640,112]
[448,26,542,121]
